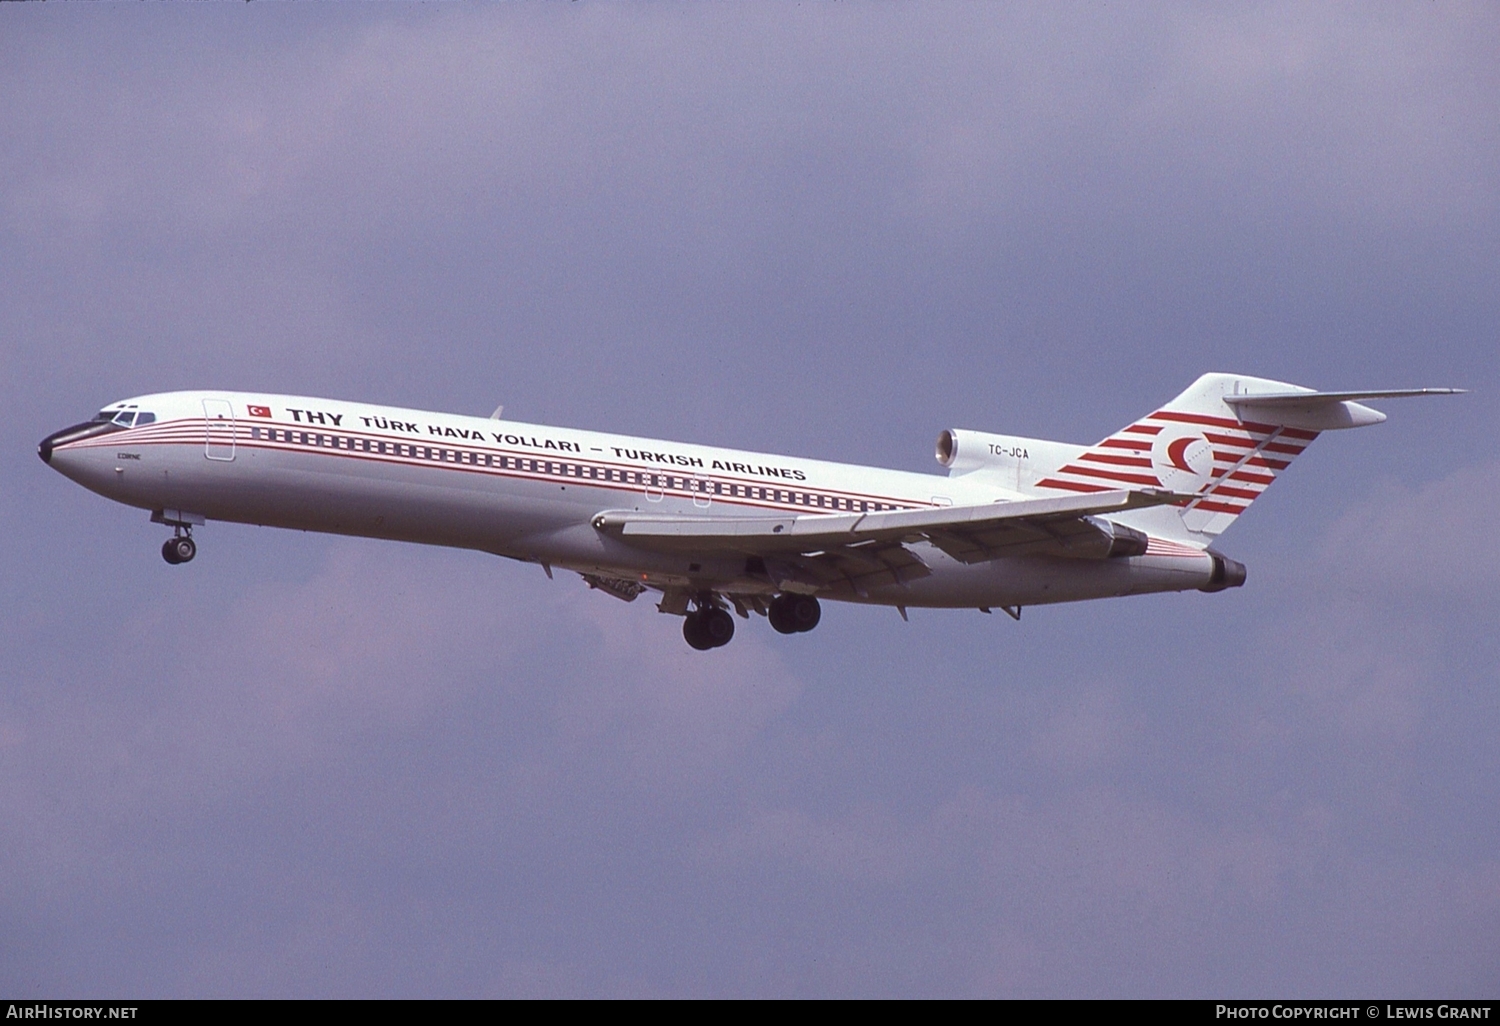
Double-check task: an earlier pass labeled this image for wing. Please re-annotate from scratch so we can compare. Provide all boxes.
[593,488,1187,593]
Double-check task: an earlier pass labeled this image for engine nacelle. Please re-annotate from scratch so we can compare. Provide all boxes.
[935,428,1087,488]
[1198,553,1248,592]
[1089,517,1150,559]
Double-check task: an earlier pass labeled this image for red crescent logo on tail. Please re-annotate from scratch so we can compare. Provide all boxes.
[1167,436,1198,473]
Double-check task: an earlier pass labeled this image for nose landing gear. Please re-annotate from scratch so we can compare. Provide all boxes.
[152,510,204,565]
[161,529,196,565]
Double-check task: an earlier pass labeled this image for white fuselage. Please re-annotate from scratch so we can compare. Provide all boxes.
[42,390,1220,609]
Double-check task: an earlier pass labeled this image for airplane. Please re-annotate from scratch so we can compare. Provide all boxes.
[38,373,1460,650]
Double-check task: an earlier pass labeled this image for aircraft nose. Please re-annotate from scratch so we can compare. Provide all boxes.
[39,420,123,466]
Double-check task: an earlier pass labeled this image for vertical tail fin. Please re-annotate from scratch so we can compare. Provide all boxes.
[1033,374,1333,541]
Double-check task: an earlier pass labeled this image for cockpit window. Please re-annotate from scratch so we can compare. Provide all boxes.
[95,408,154,428]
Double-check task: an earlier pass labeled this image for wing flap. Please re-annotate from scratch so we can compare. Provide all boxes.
[593,488,1187,571]
[773,541,933,596]
[926,512,1135,565]
[594,488,1182,550]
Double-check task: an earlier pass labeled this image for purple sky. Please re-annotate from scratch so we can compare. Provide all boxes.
[2,3,1496,997]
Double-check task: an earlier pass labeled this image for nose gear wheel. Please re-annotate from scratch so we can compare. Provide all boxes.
[161,524,196,565]
[162,536,196,564]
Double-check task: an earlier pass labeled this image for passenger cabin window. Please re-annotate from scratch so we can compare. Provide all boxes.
[232,425,922,513]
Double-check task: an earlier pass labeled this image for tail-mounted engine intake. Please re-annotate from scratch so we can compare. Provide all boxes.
[935,427,1087,485]
[935,427,1026,475]
[1199,553,1247,592]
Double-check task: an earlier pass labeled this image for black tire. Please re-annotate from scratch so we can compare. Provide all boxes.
[789,594,820,632]
[170,536,196,564]
[161,539,182,565]
[683,613,715,651]
[702,607,736,647]
[768,595,799,634]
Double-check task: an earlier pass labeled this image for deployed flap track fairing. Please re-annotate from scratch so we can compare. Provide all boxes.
[39,373,1460,649]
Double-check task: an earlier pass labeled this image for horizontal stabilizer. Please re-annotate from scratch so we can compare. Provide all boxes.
[1225,387,1464,406]
[1223,387,1464,430]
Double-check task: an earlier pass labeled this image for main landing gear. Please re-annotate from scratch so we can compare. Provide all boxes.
[681,594,822,648]
[161,528,196,565]
[768,593,821,635]
[678,593,822,651]
[683,604,736,651]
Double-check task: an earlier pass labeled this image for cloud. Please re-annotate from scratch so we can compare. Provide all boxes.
[1319,460,1500,600]
[8,4,1495,249]
[1244,460,1500,743]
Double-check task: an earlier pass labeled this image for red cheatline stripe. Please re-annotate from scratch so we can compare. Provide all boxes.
[73,433,202,447]
[1099,438,1154,451]
[1146,540,1207,556]
[1054,464,1163,486]
[1035,478,1112,493]
[71,429,931,512]
[1229,470,1276,485]
[1078,452,1154,467]
[1213,451,1291,471]
[1203,431,1267,448]
[1122,424,1163,435]
[1204,435,1308,456]
[1202,484,1261,500]
[1202,431,1307,455]
[1243,456,1291,471]
[1149,410,1320,440]
[1260,425,1318,441]
[1150,410,1272,431]
[1191,499,1248,515]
